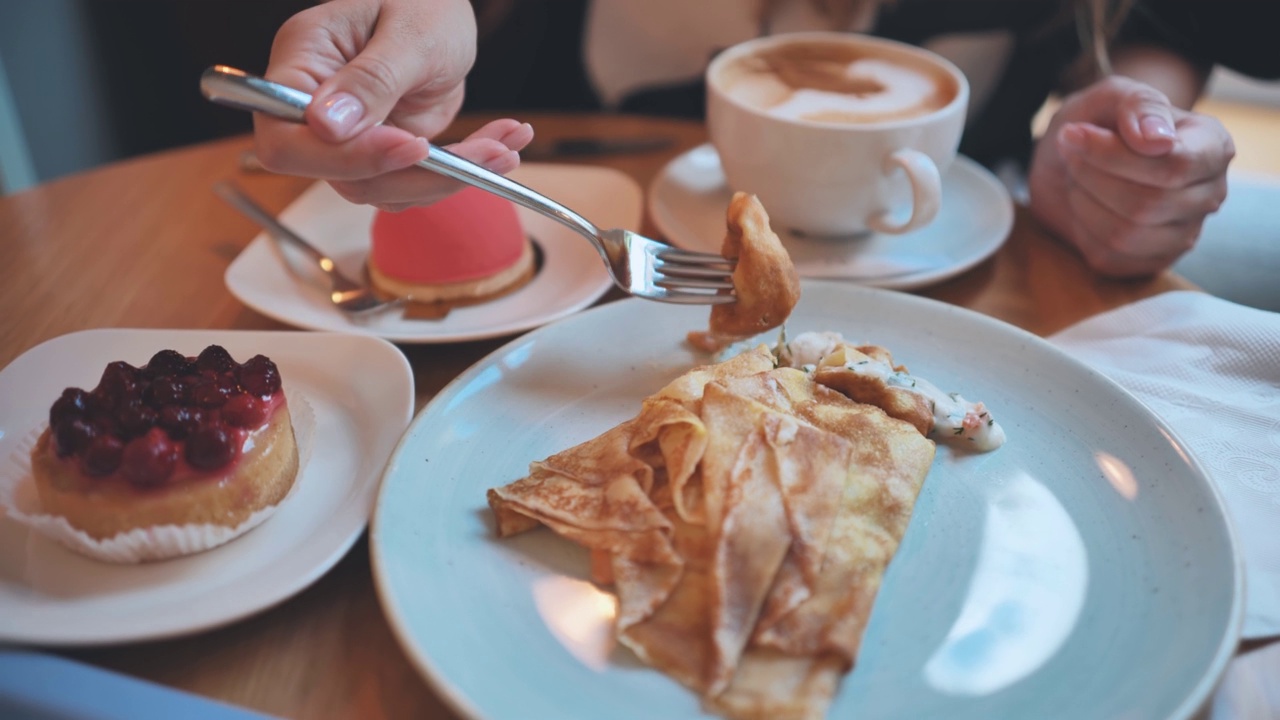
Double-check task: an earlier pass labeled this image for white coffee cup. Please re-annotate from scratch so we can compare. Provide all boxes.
[706,32,969,237]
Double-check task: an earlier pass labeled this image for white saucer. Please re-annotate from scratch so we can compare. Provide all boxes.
[0,329,414,645]
[226,164,636,344]
[648,144,1014,290]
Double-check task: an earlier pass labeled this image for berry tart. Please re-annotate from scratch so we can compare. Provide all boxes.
[367,187,535,303]
[27,345,299,549]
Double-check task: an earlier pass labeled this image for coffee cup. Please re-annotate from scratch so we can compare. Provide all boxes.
[706,32,969,237]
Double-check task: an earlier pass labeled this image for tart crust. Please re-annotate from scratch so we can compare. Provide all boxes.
[30,402,299,541]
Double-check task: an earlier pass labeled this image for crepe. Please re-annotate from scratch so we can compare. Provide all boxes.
[688,192,801,352]
[487,343,940,719]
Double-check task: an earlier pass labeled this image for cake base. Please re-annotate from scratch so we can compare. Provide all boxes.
[368,238,536,304]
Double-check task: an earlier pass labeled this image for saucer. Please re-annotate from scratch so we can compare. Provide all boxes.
[225,164,635,344]
[648,144,1014,290]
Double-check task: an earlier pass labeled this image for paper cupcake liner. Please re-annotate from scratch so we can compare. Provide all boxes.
[0,390,315,564]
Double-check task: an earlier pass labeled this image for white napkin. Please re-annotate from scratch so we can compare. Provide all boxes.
[1050,291,1280,639]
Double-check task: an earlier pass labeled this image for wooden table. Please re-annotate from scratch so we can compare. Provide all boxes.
[0,112,1209,718]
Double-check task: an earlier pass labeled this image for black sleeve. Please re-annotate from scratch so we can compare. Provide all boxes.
[1120,1,1280,80]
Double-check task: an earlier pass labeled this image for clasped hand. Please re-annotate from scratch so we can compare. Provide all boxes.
[1029,76,1235,277]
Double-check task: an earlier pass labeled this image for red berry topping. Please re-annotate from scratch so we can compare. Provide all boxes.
[145,349,195,378]
[222,394,267,428]
[50,388,91,427]
[121,428,178,486]
[96,361,141,406]
[191,374,236,408]
[196,345,237,374]
[158,405,204,441]
[81,435,125,476]
[238,355,281,398]
[186,424,238,471]
[54,419,96,458]
[89,410,125,441]
[118,402,158,440]
[145,375,187,407]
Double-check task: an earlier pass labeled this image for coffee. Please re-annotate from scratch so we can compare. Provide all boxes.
[715,40,958,124]
[707,33,968,236]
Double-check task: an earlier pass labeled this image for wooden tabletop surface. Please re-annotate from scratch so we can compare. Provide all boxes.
[0,110,1229,718]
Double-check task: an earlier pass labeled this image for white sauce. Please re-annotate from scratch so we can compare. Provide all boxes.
[782,331,1007,452]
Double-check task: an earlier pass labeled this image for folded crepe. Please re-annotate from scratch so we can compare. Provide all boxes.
[488,345,937,720]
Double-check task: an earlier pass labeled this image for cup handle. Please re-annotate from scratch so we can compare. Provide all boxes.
[867,149,942,235]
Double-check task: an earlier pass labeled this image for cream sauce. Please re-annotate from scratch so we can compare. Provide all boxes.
[783,331,1007,451]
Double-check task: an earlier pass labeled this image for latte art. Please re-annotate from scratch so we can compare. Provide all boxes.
[717,41,958,124]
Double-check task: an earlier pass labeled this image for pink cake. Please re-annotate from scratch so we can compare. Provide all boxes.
[368,188,533,302]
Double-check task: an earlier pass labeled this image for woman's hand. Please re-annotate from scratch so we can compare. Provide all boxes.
[253,0,533,210]
[1028,75,1234,277]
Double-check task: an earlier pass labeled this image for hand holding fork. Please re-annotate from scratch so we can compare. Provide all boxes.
[201,66,735,306]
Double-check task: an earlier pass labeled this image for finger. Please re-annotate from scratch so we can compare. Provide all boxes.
[305,0,476,142]
[253,119,429,180]
[1058,122,1224,190]
[1059,76,1168,130]
[329,137,521,208]
[466,119,535,151]
[1064,180,1200,277]
[262,3,362,94]
[1114,83,1177,157]
[1061,151,1228,226]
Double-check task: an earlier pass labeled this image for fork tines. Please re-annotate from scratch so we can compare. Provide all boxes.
[653,247,736,295]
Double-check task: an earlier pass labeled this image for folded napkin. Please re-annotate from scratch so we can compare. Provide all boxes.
[1051,291,1280,639]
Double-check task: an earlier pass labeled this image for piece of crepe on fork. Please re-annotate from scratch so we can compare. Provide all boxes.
[687,192,801,353]
[487,346,936,720]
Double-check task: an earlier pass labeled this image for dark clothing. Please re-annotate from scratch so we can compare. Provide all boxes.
[611,1,1280,169]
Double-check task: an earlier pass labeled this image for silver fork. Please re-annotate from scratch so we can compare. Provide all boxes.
[200,65,736,305]
[213,180,403,316]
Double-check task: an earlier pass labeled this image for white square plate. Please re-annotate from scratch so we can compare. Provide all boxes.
[0,329,413,645]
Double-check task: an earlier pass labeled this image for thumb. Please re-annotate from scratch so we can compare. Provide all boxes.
[1115,82,1177,158]
[305,0,477,144]
[305,34,426,143]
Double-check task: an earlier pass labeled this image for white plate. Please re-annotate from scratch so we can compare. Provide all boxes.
[649,144,1014,290]
[226,164,635,344]
[0,329,414,645]
[371,280,1242,720]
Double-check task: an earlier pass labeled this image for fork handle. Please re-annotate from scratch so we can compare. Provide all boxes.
[212,180,332,268]
[200,66,603,243]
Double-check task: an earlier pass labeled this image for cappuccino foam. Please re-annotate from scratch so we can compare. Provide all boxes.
[718,41,957,124]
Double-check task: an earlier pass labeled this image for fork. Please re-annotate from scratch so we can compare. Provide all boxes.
[213,180,403,316]
[200,65,736,305]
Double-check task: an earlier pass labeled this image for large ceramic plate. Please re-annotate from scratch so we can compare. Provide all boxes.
[0,329,413,645]
[371,281,1242,719]
[225,164,631,344]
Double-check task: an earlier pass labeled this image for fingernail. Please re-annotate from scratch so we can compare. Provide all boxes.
[320,93,365,138]
[1140,116,1176,141]
[1059,124,1086,153]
